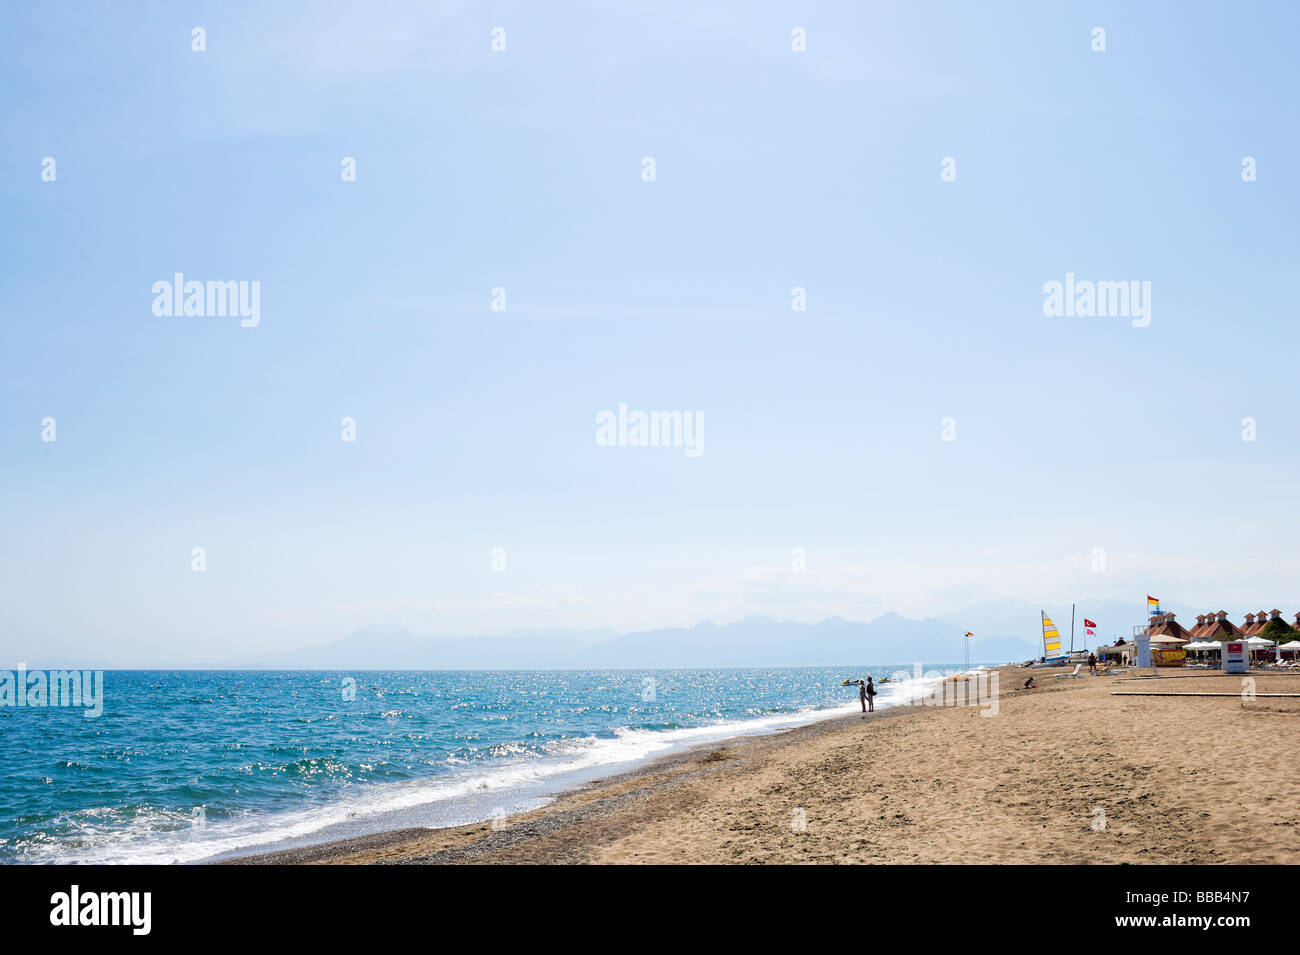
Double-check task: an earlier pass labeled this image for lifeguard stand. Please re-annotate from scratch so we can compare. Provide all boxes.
[1132,623,1154,673]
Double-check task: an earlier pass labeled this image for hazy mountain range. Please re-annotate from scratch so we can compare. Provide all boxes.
[224,598,1172,670]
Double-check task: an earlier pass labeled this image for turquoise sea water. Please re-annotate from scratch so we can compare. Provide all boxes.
[0,665,966,863]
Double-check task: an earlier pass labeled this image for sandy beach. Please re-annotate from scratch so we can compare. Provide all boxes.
[227,666,1300,865]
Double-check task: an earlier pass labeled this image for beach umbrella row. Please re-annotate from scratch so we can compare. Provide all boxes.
[1178,636,1284,648]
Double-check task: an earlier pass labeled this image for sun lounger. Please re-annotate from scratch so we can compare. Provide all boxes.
[1056,663,1083,679]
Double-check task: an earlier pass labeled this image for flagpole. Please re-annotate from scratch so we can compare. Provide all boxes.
[1070,603,1076,654]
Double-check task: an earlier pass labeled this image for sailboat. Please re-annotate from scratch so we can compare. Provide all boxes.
[1036,612,1071,666]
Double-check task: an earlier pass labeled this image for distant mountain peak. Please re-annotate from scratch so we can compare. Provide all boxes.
[244,608,1040,670]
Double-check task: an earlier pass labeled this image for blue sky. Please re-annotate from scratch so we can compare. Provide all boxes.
[3,1,1299,664]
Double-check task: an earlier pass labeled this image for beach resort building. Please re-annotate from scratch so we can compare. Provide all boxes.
[1240,611,1279,636]
[1099,606,1299,649]
[1196,611,1244,641]
[1097,606,1300,668]
[1146,612,1193,641]
[1258,609,1285,633]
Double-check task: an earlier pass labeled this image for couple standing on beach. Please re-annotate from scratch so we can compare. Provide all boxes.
[855,677,876,713]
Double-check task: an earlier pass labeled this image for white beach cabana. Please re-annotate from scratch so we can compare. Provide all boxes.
[1181,640,1220,667]
[1244,634,1276,663]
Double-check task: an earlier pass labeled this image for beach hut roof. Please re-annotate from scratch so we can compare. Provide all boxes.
[1147,613,1192,641]
[1202,612,1244,639]
[1154,621,1190,641]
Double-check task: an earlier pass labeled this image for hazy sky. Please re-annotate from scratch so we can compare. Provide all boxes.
[3,1,1299,664]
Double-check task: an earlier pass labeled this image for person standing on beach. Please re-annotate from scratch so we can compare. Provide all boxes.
[1088,652,1097,674]
[865,676,876,712]
[858,679,867,713]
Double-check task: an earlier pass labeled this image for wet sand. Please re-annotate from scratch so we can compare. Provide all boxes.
[224,666,1300,864]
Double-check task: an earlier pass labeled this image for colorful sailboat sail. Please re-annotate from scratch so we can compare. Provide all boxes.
[1041,613,1062,657]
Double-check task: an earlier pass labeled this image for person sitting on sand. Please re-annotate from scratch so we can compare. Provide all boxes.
[1023,676,1038,689]
[865,676,877,712]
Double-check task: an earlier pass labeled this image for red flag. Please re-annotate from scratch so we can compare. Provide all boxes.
[1084,618,1096,628]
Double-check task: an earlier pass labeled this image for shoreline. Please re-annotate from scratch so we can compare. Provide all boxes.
[221,695,922,864]
[212,671,948,865]
[203,666,983,864]
[223,664,1300,865]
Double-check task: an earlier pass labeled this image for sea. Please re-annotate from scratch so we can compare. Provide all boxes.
[0,664,977,864]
